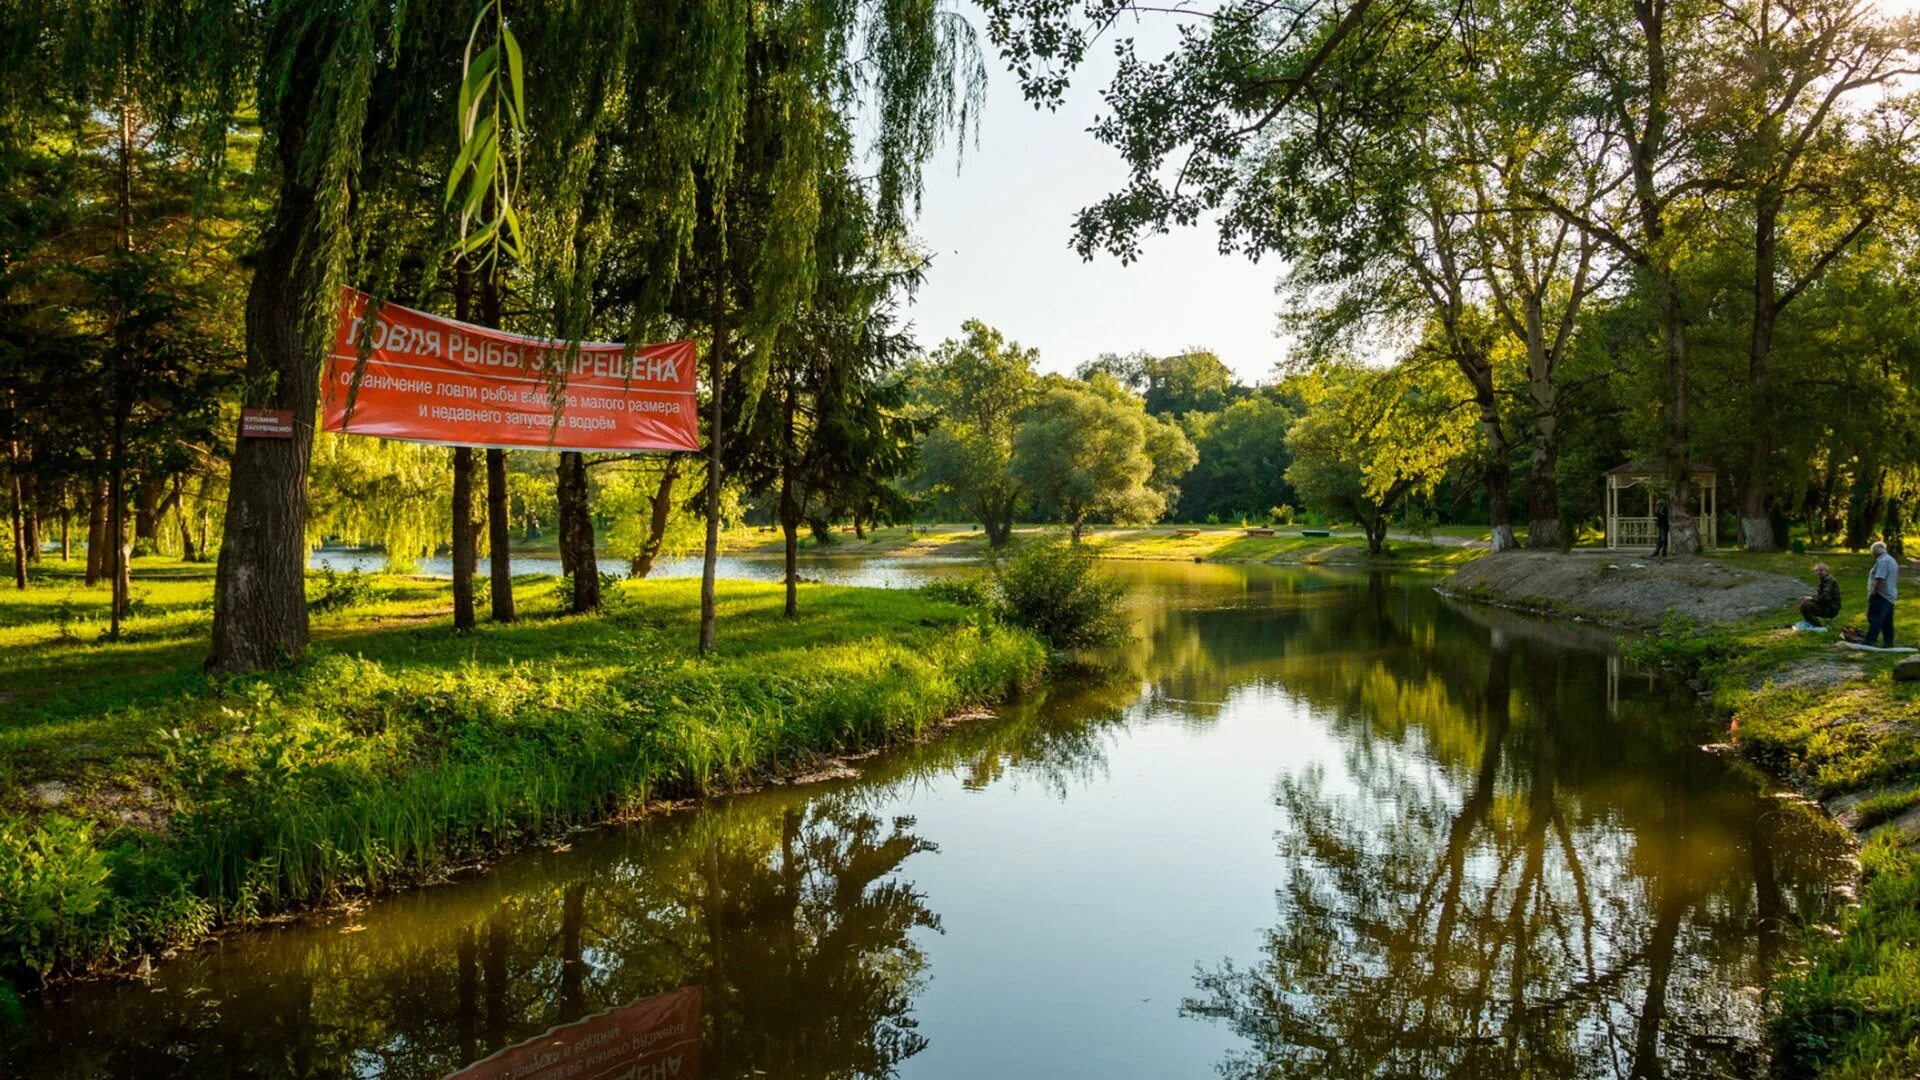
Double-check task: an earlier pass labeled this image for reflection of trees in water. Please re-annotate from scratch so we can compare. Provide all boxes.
[1180,632,1845,1080]
[12,798,944,1080]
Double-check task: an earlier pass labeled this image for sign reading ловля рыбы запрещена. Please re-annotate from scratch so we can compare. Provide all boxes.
[322,287,699,453]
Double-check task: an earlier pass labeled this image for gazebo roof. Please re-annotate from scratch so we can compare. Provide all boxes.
[1605,462,1716,477]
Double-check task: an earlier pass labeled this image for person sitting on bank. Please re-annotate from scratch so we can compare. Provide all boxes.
[1799,562,1840,628]
[1865,540,1900,647]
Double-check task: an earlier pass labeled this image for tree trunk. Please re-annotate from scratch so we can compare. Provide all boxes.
[1742,194,1781,552]
[60,505,71,561]
[22,476,39,563]
[1070,517,1085,543]
[1366,512,1388,556]
[557,451,598,612]
[86,478,107,585]
[699,281,727,656]
[176,475,198,562]
[486,448,514,620]
[852,516,865,540]
[451,447,477,630]
[630,458,679,578]
[208,176,323,674]
[781,392,799,617]
[1657,282,1700,556]
[1523,311,1561,549]
[9,461,24,590]
[475,273,514,622]
[109,398,129,633]
[1463,362,1518,553]
[134,479,162,545]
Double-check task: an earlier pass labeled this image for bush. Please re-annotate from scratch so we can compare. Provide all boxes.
[307,567,375,613]
[991,540,1127,650]
[0,815,113,981]
[1270,504,1295,526]
[555,570,621,610]
[920,575,993,609]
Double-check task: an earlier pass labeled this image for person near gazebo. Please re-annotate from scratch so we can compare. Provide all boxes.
[1652,499,1670,558]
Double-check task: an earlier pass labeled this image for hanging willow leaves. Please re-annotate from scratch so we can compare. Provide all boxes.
[446,0,527,264]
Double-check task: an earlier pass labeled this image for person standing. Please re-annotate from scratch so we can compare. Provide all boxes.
[1800,562,1841,628]
[1652,498,1670,558]
[1865,540,1900,647]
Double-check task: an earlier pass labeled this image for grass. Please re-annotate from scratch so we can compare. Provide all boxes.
[1616,552,1920,1078]
[0,556,1046,986]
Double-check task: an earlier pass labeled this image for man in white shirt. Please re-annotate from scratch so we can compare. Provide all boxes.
[1865,541,1900,647]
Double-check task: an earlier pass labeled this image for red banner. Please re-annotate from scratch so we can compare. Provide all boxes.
[445,986,702,1080]
[323,288,699,453]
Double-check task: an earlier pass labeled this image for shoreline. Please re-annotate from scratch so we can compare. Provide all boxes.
[1432,548,1920,1076]
[0,566,1049,1000]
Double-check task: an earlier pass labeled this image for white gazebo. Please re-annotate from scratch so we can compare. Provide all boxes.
[1604,463,1717,550]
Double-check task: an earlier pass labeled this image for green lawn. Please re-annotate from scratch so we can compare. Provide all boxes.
[0,557,1045,987]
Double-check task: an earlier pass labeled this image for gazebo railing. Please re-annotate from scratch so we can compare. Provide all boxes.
[1612,516,1659,548]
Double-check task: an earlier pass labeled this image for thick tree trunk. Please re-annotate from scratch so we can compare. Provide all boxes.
[1366,512,1388,556]
[451,447,477,630]
[557,451,598,612]
[486,448,513,620]
[630,458,679,579]
[1523,322,1561,550]
[134,479,162,545]
[209,179,323,674]
[1070,518,1086,543]
[1657,284,1700,556]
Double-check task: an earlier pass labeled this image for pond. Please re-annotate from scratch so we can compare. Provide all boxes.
[309,546,975,590]
[8,561,1852,1079]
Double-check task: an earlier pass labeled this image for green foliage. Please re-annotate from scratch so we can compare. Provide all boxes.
[0,564,1046,975]
[0,815,112,981]
[1011,379,1189,538]
[306,568,376,613]
[991,540,1127,650]
[554,570,620,611]
[911,321,1039,544]
[1771,838,1920,1080]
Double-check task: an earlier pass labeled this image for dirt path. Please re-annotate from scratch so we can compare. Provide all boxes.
[1443,550,1805,628]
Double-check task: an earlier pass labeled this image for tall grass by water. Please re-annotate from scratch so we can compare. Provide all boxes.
[0,561,1046,988]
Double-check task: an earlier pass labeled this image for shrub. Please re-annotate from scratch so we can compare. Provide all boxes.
[0,815,113,981]
[556,570,621,611]
[1270,504,1295,526]
[991,540,1127,650]
[307,567,375,613]
[920,575,993,609]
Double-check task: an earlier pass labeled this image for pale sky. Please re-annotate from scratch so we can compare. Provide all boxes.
[902,0,1920,385]
[902,4,1290,385]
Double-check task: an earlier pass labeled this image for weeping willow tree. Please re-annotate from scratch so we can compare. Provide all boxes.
[306,433,451,569]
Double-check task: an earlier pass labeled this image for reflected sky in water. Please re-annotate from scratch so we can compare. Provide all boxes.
[8,563,1852,1078]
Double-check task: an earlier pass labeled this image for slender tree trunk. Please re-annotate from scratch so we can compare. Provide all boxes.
[1070,517,1086,543]
[60,502,71,561]
[109,401,129,634]
[176,475,197,562]
[630,458,679,578]
[557,452,599,612]
[208,175,324,674]
[9,457,24,590]
[86,477,107,585]
[486,449,513,620]
[477,273,513,622]
[1742,196,1781,552]
[450,266,477,631]
[781,389,798,617]
[451,447,476,630]
[699,281,727,656]
[22,476,39,563]
[1463,361,1518,553]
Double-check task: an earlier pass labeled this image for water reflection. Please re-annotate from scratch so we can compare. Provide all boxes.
[8,564,1849,1079]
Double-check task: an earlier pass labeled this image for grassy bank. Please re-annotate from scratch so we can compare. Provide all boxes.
[1582,550,1920,1078]
[0,558,1046,995]
[710,522,1486,566]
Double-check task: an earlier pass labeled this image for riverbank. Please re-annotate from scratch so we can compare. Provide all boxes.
[0,558,1046,1000]
[1442,547,1920,1078]
[706,522,1486,567]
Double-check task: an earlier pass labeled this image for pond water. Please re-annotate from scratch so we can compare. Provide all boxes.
[9,562,1853,1079]
[309,546,974,590]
